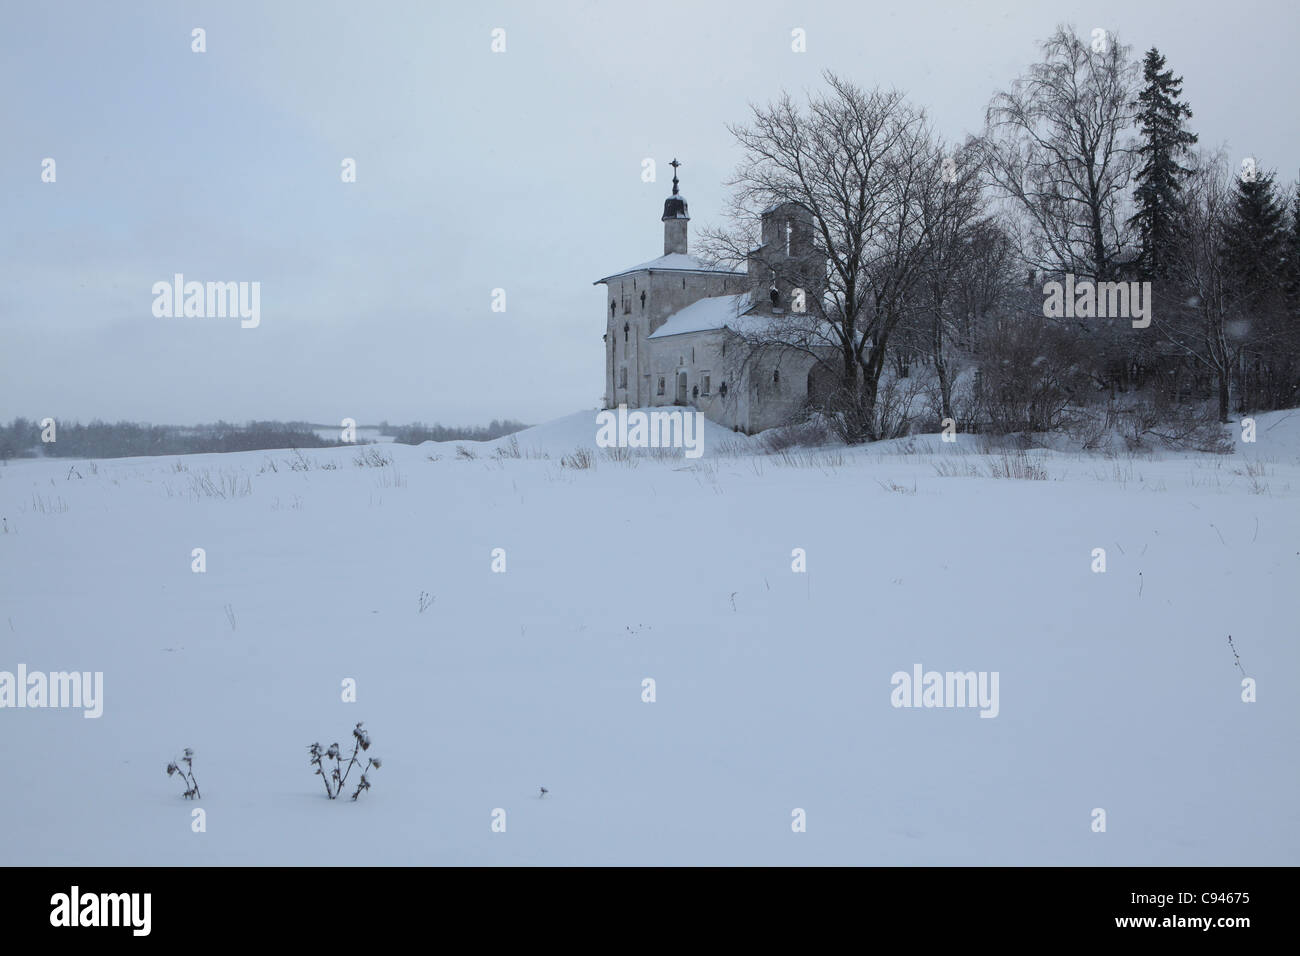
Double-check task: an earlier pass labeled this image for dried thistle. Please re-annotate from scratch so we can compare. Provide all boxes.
[166,749,201,799]
[310,725,381,800]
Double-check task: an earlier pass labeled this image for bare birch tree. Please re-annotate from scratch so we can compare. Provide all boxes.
[982,25,1139,281]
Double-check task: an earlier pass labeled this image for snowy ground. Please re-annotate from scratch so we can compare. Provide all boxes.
[1,410,1296,865]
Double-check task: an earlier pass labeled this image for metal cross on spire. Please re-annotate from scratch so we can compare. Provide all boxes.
[670,158,681,195]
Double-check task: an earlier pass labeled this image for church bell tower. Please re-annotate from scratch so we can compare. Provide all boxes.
[661,158,689,255]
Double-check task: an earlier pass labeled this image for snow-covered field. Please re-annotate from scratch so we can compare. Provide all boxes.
[1,410,1296,865]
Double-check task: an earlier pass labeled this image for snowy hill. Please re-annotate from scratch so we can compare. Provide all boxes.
[418,408,761,458]
[0,409,1296,864]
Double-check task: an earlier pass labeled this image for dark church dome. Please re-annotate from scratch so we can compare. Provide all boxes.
[662,194,689,220]
[661,157,689,221]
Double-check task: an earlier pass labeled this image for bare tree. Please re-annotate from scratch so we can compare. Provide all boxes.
[1162,152,1238,422]
[701,73,946,442]
[910,137,1009,424]
[982,25,1139,281]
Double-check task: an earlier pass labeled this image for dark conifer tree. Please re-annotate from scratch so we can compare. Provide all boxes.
[1284,182,1300,316]
[1222,166,1291,411]
[1223,166,1285,313]
[1129,48,1198,280]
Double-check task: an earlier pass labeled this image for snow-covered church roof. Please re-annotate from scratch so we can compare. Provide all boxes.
[648,290,839,342]
[593,253,745,285]
[648,291,799,339]
[648,292,749,338]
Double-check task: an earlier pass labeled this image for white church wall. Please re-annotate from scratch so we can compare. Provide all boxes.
[604,271,745,410]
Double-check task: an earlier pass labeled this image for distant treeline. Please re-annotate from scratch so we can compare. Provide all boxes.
[0,417,530,460]
[0,419,342,460]
[381,419,529,444]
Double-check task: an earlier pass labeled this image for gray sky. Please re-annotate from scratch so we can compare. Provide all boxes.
[2,0,1296,426]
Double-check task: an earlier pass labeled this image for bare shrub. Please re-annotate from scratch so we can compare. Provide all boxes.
[975,319,1088,435]
[354,447,393,468]
[187,470,251,499]
[986,449,1049,480]
[600,445,635,465]
[1147,402,1232,454]
[493,436,521,459]
[1062,405,1110,450]
[874,374,927,440]
[560,447,594,469]
[760,417,831,454]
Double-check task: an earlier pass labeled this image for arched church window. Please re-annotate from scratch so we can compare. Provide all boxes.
[719,381,728,398]
[640,290,646,309]
[610,301,616,318]
[623,322,629,342]
[773,369,780,385]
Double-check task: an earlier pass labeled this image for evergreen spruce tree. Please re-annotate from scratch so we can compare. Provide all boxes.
[1285,182,1300,316]
[1221,166,1289,411]
[1223,166,1285,314]
[1129,48,1197,280]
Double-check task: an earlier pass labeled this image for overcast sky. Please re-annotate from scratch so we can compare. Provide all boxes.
[2,0,1296,427]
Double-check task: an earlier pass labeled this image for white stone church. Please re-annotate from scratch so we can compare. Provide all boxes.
[595,162,835,434]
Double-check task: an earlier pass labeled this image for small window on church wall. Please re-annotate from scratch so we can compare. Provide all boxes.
[657,376,665,396]
[619,367,627,389]
[773,369,781,385]
[702,374,711,395]
[640,290,646,309]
